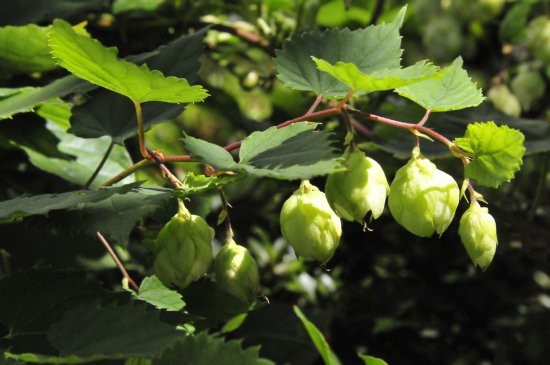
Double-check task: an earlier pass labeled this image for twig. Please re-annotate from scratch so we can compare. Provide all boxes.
[218,188,233,240]
[208,23,274,56]
[84,141,115,188]
[133,101,150,159]
[350,119,374,140]
[307,95,323,115]
[96,231,139,292]
[100,159,152,187]
[417,109,432,126]
[147,149,183,189]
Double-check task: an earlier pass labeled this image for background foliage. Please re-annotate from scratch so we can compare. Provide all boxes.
[0,0,549,364]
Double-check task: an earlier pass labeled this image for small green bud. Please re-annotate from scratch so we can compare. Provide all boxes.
[214,239,260,302]
[388,148,459,237]
[458,201,498,269]
[153,205,214,288]
[280,180,341,263]
[325,149,389,223]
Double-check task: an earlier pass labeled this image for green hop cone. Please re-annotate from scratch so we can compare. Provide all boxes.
[458,201,498,269]
[214,239,260,303]
[280,180,341,263]
[153,204,214,288]
[325,149,389,223]
[388,148,459,237]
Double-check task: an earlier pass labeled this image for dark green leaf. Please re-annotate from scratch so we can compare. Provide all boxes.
[275,7,405,97]
[134,276,185,312]
[47,301,180,359]
[181,135,237,170]
[155,332,274,365]
[174,172,244,198]
[239,122,342,180]
[358,354,389,365]
[0,183,141,222]
[293,306,341,365]
[0,0,108,26]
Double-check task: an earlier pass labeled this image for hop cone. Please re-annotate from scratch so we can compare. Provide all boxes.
[459,201,498,269]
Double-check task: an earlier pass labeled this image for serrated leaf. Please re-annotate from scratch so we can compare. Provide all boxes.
[313,58,440,94]
[0,182,140,222]
[239,122,342,180]
[134,276,185,312]
[454,121,525,188]
[275,7,406,97]
[69,28,207,142]
[47,301,180,359]
[0,270,105,341]
[358,354,388,365]
[174,172,244,198]
[394,57,484,112]
[293,306,341,365]
[48,19,208,103]
[181,135,237,170]
[0,24,56,74]
[155,332,274,365]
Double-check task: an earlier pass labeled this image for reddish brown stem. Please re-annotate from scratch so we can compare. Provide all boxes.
[96,231,139,292]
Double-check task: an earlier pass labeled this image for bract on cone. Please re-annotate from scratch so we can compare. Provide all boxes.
[280,180,341,263]
[325,149,389,223]
[214,239,260,303]
[153,204,214,288]
[459,201,498,269]
[388,147,459,237]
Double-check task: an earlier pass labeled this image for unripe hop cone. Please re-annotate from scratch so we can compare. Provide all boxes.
[153,204,214,288]
[388,148,459,237]
[458,201,498,269]
[215,239,260,303]
[280,180,341,263]
[325,149,389,223]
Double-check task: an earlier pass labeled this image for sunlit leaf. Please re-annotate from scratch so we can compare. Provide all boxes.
[454,121,525,188]
[48,19,208,103]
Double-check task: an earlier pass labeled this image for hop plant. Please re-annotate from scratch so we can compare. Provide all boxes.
[388,147,459,237]
[325,149,389,223]
[153,203,214,288]
[215,239,261,302]
[458,200,498,269]
[280,180,341,263]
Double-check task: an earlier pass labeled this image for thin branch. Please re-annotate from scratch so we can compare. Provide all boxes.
[307,95,323,115]
[218,188,233,241]
[417,109,432,126]
[147,149,183,189]
[85,141,115,188]
[208,23,274,56]
[96,231,139,292]
[350,119,374,140]
[100,159,151,187]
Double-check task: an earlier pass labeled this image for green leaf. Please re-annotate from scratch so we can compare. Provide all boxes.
[47,301,180,359]
[0,24,56,74]
[69,28,207,142]
[181,135,237,170]
[394,57,484,112]
[4,352,95,364]
[358,354,389,365]
[155,332,274,365]
[113,0,166,13]
[18,121,135,188]
[453,121,525,188]
[0,270,105,342]
[134,276,185,312]
[48,19,208,103]
[0,182,140,222]
[275,6,406,97]
[239,122,342,180]
[313,59,440,94]
[293,306,341,365]
[174,172,244,198]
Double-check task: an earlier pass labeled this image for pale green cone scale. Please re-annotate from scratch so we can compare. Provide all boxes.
[215,239,261,303]
[325,149,389,223]
[280,180,341,263]
[388,148,459,237]
[153,204,214,288]
[459,201,498,269]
